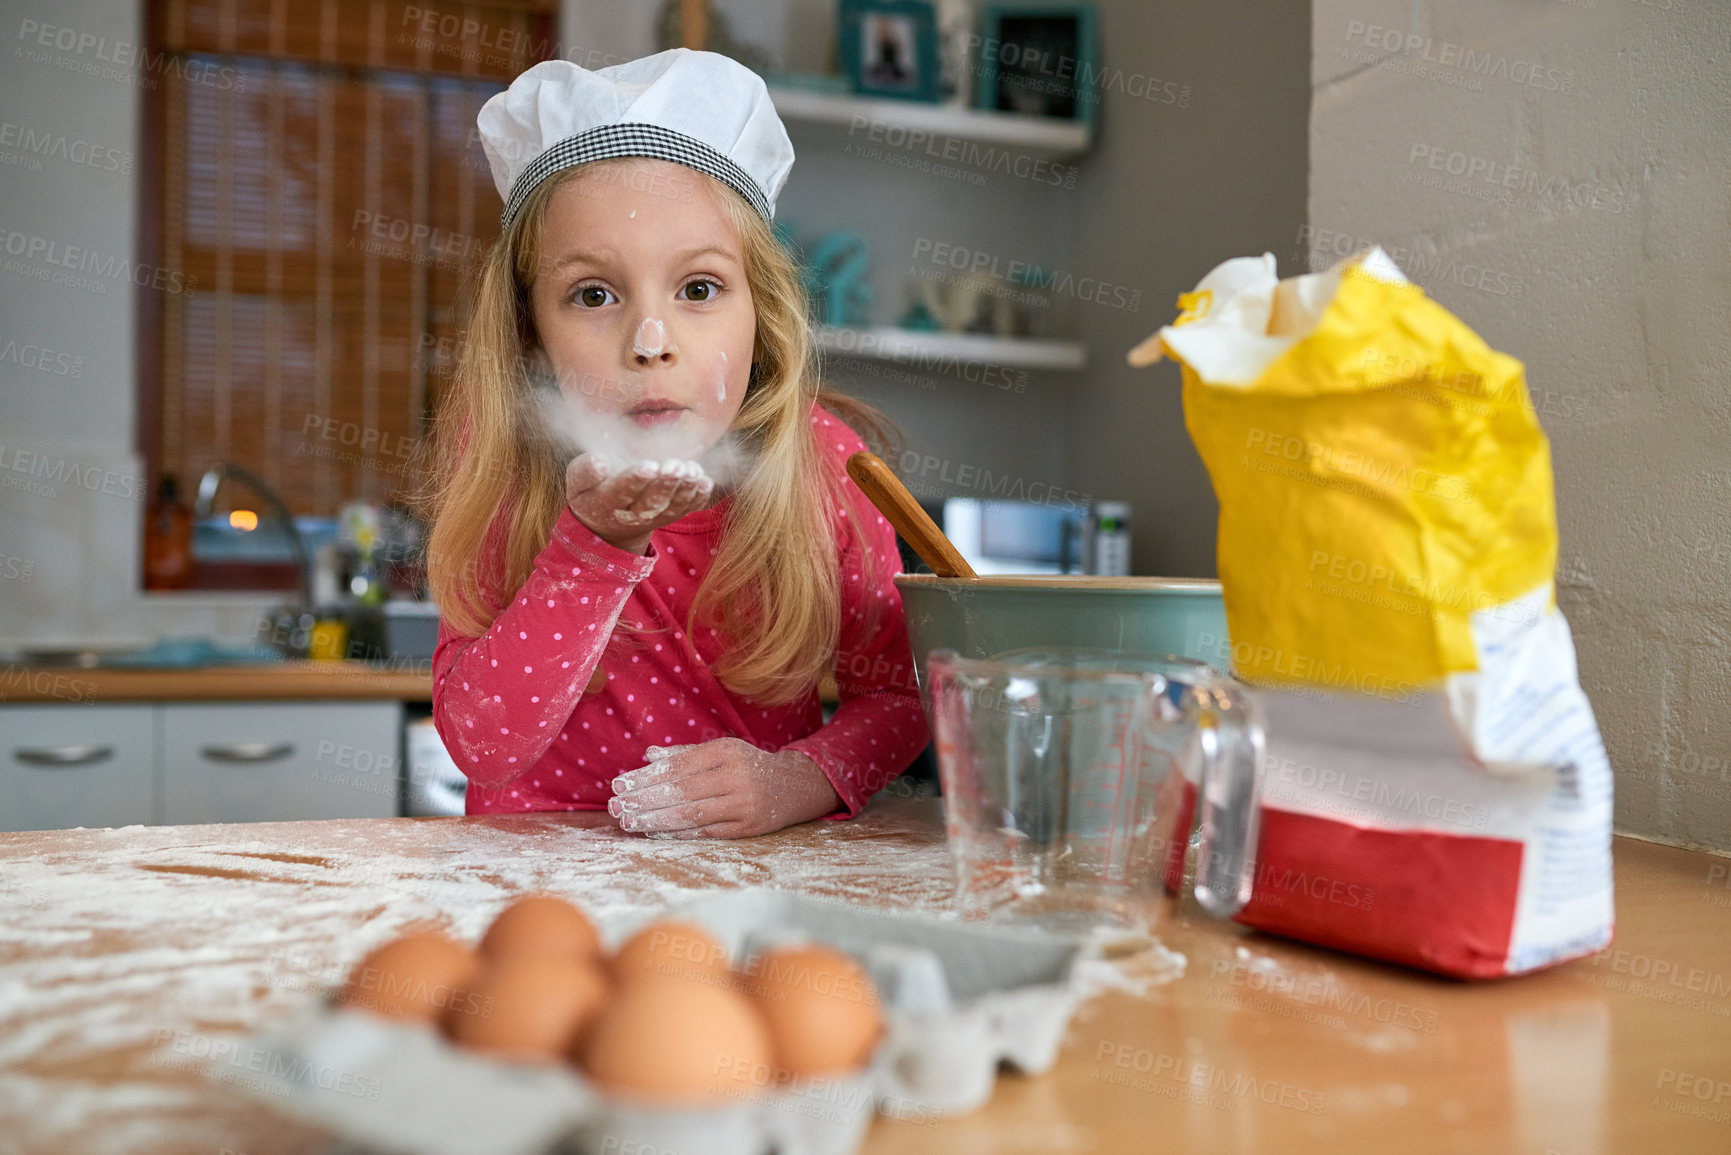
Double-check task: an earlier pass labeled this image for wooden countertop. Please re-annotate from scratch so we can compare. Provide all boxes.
[2,799,1728,1154]
[0,664,839,705]
[0,661,434,703]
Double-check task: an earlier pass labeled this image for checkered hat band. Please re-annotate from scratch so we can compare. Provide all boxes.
[500,123,771,229]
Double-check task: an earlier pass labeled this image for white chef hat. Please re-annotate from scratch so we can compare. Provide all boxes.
[477,49,795,230]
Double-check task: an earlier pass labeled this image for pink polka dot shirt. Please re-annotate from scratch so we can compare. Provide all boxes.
[432,406,930,819]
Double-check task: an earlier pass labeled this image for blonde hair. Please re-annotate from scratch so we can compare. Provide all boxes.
[421,161,892,705]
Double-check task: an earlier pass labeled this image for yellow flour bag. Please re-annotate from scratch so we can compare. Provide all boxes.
[1132,248,1585,770]
[1131,248,1614,976]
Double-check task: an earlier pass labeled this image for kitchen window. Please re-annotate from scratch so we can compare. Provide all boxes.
[138,0,555,590]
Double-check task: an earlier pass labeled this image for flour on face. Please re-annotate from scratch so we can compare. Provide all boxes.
[633,318,666,358]
[535,358,751,488]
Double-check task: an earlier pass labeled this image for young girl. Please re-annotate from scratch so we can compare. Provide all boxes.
[422,49,929,837]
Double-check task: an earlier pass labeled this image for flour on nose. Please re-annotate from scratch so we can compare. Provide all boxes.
[633,318,666,358]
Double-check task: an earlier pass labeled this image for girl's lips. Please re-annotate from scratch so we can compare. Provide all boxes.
[627,401,686,427]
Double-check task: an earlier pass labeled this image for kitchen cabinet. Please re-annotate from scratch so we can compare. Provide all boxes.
[161,702,401,824]
[0,700,402,831]
[0,705,158,832]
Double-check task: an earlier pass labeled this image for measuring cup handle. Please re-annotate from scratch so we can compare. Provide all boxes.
[1191,681,1266,918]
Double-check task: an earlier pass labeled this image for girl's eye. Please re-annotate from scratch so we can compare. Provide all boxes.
[680,279,721,302]
[575,285,615,308]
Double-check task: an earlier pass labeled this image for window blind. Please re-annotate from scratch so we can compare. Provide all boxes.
[148,0,555,519]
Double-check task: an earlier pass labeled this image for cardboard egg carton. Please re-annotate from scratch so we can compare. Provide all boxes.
[232,889,1103,1155]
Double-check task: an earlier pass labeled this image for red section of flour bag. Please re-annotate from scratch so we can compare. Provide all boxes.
[1236,806,1524,979]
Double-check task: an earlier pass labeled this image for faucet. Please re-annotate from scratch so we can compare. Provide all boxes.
[193,463,315,614]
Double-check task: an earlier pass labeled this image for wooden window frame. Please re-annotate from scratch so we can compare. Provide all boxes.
[135,0,555,594]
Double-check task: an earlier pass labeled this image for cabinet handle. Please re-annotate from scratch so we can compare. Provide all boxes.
[14,744,115,766]
[200,741,295,764]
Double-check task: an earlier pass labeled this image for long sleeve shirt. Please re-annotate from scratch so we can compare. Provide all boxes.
[431,405,930,818]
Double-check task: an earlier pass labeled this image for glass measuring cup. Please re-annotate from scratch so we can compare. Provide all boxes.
[929,647,1264,933]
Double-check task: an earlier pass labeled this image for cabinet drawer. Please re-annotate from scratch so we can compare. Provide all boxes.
[161,702,402,824]
[1,705,158,831]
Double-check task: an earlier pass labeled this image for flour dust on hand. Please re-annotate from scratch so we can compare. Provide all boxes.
[604,738,840,839]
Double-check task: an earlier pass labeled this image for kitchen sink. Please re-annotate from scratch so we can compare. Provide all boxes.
[1,638,288,669]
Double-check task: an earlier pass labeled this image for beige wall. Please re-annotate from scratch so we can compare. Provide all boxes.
[1066,0,1312,578]
[0,0,280,650]
[1310,0,1731,850]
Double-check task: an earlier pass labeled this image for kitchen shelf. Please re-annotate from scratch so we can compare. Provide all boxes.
[768,86,1092,160]
[815,325,1088,372]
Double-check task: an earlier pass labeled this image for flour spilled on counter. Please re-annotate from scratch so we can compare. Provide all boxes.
[1072,932,1187,1000]
[0,810,954,1010]
[0,809,955,1147]
[0,1074,231,1153]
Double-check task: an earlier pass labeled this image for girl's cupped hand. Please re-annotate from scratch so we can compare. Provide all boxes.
[606,738,841,838]
[566,453,714,554]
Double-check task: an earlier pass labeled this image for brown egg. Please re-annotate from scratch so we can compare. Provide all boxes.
[480,893,602,963]
[578,973,774,1104]
[337,932,480,1022]
[444,954,609,1061]
[611,920,733,988]
[743,945,883,1076]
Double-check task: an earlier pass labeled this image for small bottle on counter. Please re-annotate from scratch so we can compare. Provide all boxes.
[1089,501,1132,577]
[143,474,194,590]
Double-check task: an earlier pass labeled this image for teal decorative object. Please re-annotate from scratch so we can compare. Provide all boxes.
[839,0,942,103]
[976,5,1101,128]
[805,231,872,328]
[897,297,941,331]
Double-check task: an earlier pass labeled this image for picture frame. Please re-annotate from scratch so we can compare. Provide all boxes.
[839,0,942,103]
[976,3,1099,127]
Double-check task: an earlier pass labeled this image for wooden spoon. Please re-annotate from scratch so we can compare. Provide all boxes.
[846,452,977,579]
